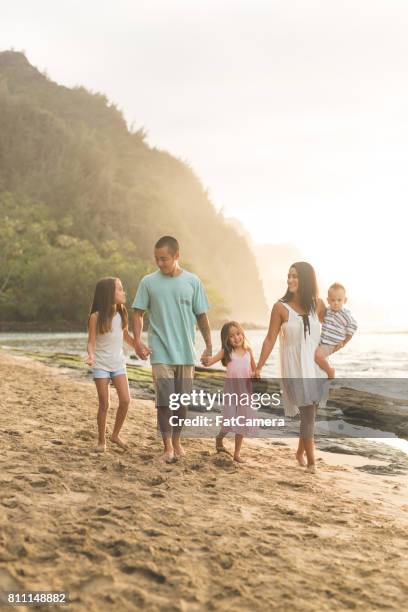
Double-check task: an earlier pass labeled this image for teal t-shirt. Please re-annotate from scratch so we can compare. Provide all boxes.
[132,269,210,365]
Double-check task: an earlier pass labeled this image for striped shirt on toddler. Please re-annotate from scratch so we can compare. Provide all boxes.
[320,308,358,346]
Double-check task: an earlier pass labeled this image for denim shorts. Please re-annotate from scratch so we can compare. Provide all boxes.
[93,368,127,379]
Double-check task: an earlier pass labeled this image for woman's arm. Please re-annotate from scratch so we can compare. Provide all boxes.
[201,348,224,367]
[86,313,97,366]
[316,298,327,323]
[256,303,284,374]
[249,347,257,375]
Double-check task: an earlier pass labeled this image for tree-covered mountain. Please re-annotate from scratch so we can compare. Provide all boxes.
[0,51,268,327]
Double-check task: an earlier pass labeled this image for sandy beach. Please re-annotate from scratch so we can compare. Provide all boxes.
[1,352,408,611]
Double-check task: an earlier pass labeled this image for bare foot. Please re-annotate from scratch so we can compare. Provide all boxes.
[216,442,232,456]
[164,450,176,464]
[172,441,186,457]
[305,464,317,474]
[110,436,128,450]
[96,442,106,453]
[233,455,245,463]
[327,367,335,379]
[296,451,307,467]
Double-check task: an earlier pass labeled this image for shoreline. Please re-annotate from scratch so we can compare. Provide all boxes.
[0,322,270,333]
[2,324,408,334]
[1,351,408,610]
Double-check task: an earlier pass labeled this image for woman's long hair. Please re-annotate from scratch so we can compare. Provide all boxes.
[220,321,250,366]
[88,277,128,334]
[280,262,318,314]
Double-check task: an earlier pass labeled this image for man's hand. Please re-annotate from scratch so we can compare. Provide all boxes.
[253,368,262,379]
[200,345,212,359]
[135,341,152,360]
[201,355,211,366]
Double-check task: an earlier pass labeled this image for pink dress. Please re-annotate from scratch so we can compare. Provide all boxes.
[220,351,259,437]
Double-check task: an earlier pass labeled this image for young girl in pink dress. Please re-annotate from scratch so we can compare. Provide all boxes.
[202,321,257,462]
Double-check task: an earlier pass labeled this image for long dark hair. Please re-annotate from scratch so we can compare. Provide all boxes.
[88,277,128,334]
[281,262,318,314]
[220,321,250,366]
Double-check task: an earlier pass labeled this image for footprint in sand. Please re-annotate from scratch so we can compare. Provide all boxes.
[29,479,48,488]
[38,466,61,476]
[95,507,111,516]
[100,539,131,558]
[276,480,306,490]
[2,498,18,508]
[216,554,234,569]
[143,528,166,537]
[212,455,237,470]
[139,453,154,460]
[149,476,166,486]
[120,563,166,584]
[75,430,95,441]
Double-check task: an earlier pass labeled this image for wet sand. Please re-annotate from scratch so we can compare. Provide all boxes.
[1,352,407,611]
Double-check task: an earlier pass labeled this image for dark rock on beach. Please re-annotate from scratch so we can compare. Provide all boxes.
[328,386,408,440]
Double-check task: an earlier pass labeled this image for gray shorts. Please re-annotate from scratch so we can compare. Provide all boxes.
[152,363,194,407]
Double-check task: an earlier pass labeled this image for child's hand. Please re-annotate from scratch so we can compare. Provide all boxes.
[201,355,211,366]
[333,341,345,353]
[85,354,94,366]
[252,368,262,379]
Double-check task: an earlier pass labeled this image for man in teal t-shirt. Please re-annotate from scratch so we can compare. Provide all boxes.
[132,236,212,463]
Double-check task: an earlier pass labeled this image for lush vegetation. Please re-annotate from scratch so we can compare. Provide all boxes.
[0,51,267,328]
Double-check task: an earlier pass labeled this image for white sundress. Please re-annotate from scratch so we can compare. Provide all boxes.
[279,302,328,417]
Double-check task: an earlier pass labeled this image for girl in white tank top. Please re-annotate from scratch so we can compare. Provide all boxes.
[86,277,135,452]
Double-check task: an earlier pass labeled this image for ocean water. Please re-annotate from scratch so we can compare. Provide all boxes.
[1,329,407,377]
[200,329,408,379]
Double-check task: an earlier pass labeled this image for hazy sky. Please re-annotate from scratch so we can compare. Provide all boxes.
[3,1,408,327]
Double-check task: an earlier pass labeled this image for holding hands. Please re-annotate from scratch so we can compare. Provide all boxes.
[200,346,212,366]
[135,340,152,360]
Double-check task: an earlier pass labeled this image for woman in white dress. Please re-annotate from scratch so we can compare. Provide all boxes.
[255,262,326,473]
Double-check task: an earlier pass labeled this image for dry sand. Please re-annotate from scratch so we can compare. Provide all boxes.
[0,352,407,611]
